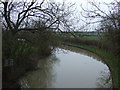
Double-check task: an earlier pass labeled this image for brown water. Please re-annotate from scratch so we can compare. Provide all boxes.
[19,46,112,88]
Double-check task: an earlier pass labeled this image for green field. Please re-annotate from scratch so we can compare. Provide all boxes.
[58,31,101,40]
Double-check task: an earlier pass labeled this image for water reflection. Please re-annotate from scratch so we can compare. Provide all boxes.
[60,45,105,65]
[19,47,112,88]
[60,46,112,88]
[19,54,60,88]
[96,68,112,88]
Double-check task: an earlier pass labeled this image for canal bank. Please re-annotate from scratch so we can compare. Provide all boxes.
[61,42,119,88]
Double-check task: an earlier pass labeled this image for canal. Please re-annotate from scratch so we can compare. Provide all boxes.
[19,46,112,88]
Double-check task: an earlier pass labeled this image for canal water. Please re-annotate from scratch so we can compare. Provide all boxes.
[19,46,112,88]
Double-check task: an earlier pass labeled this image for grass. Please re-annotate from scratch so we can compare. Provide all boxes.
[59,31,101,40]
[80,36,100,40]
[62,41,119,88]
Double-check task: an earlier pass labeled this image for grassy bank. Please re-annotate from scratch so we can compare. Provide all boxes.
[62,41,119,88]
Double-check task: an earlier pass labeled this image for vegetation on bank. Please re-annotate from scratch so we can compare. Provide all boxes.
[2,29,59,88]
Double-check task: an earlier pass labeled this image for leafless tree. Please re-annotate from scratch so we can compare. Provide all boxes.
[80,0,120,54]
[0,0,75,35]
[80,0,120,31]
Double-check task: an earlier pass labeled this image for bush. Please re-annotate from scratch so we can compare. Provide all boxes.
[2,28,59,88]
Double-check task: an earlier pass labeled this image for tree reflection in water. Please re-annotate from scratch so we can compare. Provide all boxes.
[60,46,113,88]
[19,47,113,88]
[19,54,60,88]
[96,68,112,88]
[60,45,103,62]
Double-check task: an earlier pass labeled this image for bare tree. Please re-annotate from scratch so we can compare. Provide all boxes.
[80,0,120,30]
[0,0,75,35]
[80,0,120,54]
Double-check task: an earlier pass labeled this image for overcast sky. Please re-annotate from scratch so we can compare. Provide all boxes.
[36,0,115,31]
[2,0,116,31]
[5,0,114,4]
[55,0,115,31]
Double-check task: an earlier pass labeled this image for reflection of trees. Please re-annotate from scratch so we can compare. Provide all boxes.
[96,69,112,88]
[61,45,102,61]
[60,46,113,88]
[20,54,60,88]
[55,48,69,54]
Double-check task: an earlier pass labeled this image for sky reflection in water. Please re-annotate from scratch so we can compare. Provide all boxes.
[20,47,112,88]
